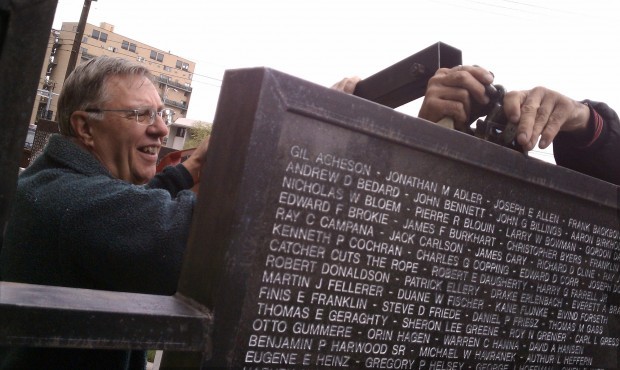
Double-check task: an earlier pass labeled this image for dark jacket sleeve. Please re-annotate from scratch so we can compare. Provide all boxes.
[553,100,620,185]
[147,163,195,196]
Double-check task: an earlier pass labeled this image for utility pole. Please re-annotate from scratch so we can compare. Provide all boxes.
[64,0,97,81]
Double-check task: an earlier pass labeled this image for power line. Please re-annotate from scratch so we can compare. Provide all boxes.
[424,0,618,22]
[55,46,222,88]
[42,40,223,87]
[47,27,224,85]
[497,0,617,20]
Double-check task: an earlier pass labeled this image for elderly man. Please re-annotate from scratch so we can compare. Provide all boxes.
[1,56,208,369]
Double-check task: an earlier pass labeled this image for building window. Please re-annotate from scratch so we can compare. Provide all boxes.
[137,56,145,63]
[91,30,108,43]
[82,36,88,43]
[164,65,171,72]
[122,40,137,53]
[150,50,164,62]
[175,60,189,71]
[176,127,186,138]
[107,46,116,52]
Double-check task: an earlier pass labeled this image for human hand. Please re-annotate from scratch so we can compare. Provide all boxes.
[182,136,210,184]
[418,65,495,131]
[503,87,590,150]
[331,76,361,94]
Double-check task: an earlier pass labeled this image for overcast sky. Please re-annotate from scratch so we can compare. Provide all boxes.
[52,0,620,162]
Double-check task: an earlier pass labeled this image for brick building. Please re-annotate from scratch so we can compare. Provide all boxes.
[31,22,196,149]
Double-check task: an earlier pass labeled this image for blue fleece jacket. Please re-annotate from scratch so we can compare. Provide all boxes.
[1,135,197,369]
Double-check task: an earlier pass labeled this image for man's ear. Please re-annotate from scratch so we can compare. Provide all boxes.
[70,111,96,148]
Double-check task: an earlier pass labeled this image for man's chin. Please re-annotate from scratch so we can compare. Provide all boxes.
[133,168,156,185]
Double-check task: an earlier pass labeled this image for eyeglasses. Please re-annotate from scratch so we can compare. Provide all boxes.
[85,107,175,126]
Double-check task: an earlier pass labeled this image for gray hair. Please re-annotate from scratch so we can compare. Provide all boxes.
[57,56,154,136]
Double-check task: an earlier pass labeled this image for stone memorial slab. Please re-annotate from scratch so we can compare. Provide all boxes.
[178,67,620,369]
